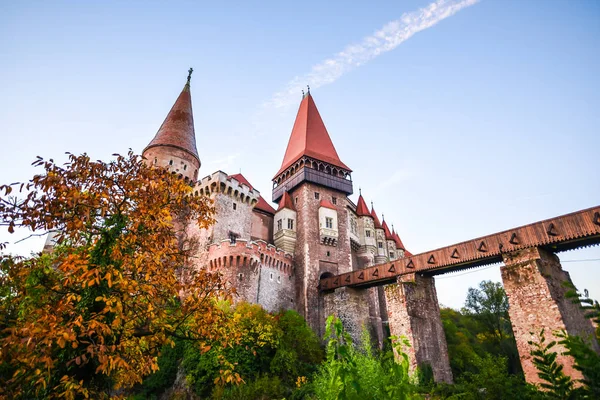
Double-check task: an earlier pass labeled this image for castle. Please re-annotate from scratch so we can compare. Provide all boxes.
[141,71,412,341]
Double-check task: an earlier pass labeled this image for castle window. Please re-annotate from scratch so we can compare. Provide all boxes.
[270,273,273,281]
[332,197,337,205]
[390,252,395,258]
[366,230,371,238]
[238,273,243,281]
[295,196,298,204]
[169,160,173,166]
[277,219,282,231]
[183,164,187,170]
[233,203,237,210]
[287,219,294,230]
[326,251,330,257]
[378,241,383,249]
[314,192,320,200]
[229,231,239,244]
[154,158,157,165]
[277,276,281,283]
[325,217,333,229]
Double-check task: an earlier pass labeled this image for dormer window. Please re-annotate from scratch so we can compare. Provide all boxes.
[287,219,294,230]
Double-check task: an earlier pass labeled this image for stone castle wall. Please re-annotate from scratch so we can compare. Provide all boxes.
[205,239,294,313]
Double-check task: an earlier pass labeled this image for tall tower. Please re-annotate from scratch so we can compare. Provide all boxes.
[272,92,353,333]
[143,69,201,182]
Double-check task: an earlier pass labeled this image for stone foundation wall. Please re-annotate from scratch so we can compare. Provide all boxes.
[384,274,453,383]
[501,247,600,384]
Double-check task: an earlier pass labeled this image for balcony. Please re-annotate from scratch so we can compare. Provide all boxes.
[320,227,338,246]
[273,167,353,202]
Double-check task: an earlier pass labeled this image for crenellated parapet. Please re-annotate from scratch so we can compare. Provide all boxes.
[195,171,260,206]
[205,239,294,276]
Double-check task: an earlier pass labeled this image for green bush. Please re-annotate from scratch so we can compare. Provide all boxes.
[213,374,286,400]
[310,316,416,400]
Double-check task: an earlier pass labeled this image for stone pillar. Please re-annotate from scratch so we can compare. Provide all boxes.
[321,287,373,346]
[384,273,453,383]
[501,247,599,384]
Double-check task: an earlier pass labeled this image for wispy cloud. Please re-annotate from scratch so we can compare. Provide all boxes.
[267,0,479,109]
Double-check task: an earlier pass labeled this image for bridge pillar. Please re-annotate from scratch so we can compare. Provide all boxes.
[384,273,453,383]
[501,247,599,384]
[322,286,374,346]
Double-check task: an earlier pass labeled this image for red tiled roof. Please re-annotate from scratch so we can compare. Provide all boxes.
[255,195,276,215]
[319,199,336,210]
[370,206,382,229]
[228,173,253,190]
[274,93,351,178]
[144,81,199,163]
[228,173,276,214]
[355,194,370,217]
[277,191,296,211]
[404,250,413,257]
[392,230,406,250]
[382,220,393,240]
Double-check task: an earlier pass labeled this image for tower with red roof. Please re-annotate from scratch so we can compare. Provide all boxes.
[271,91,359,334]
[143,69,201,182]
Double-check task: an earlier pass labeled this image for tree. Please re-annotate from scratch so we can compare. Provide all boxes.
[0,152,238,399]
[464,280,510,343]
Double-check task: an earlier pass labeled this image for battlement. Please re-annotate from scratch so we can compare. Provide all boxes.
[196,170,260,206]
[205,238,294,276]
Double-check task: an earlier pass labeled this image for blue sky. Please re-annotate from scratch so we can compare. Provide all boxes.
[1,0,599,309]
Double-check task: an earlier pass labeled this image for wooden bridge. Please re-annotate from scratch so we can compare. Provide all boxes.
[320,205,600,291]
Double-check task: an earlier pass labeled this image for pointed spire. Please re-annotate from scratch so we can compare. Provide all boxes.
[277,191,296,211]
[144,70,200,163]
[370,205,382,229]
[355,193,371,217]
[381,219,393,240]
[393,230,406,251]
[274,92,351,178]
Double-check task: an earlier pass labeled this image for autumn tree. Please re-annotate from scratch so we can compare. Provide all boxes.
[0,152,238,399]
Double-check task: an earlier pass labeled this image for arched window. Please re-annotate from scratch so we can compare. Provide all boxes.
[169,160,173,166]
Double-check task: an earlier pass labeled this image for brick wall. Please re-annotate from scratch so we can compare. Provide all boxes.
[501,247,600,384]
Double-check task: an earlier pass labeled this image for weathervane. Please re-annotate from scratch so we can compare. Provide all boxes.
[187,67,194,84]
[302,89,305,98]
[307,84,310,94]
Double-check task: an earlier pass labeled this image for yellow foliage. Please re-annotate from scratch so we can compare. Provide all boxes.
[0,152,238,399]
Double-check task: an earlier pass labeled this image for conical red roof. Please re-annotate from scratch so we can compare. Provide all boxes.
[144,80,199,163]
[392,230,406,251]
[370,206,382,229]
[277,191,296,211]
[355,194,370,217]
[382,220,393,240]
[274,93,350,178]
